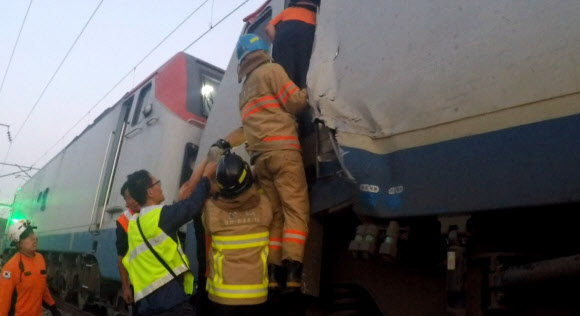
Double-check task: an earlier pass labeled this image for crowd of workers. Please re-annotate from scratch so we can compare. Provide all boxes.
[0,0,318,315]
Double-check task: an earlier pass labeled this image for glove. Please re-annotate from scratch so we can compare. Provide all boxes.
[48,305,62,316]
[212,139,231,150]
[207,139,231,162]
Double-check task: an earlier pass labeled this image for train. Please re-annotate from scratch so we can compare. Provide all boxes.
[1,52,224,313]
[4,0,580,315]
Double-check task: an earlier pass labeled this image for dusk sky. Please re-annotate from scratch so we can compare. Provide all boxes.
[0,0,266,217]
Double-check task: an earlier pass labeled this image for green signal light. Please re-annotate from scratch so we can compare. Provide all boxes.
[17,187,21,191]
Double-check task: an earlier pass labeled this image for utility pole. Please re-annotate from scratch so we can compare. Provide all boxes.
[0,123,12,143]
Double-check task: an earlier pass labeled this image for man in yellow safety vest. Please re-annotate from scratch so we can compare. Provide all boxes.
[122,160,216,315]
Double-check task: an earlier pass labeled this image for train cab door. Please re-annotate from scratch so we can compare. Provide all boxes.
[102,81,158,217]
[89,97,133,232]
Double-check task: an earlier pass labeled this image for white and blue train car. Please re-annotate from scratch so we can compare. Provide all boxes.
[195,0,580,315]
[1,52,223,311]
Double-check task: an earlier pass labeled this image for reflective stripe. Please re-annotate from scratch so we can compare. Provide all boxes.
[213,251,223,283]
[279,86,299,106]
[242,102,280,122]
[261,136,300,148]
[126,232,170,263]
[262,136,298,142]
[283,233,307,240]
[212,238,269,250]
[212,231,269,241]
[207,281,268,299]
[241,95,276,115]
[269,238,282,250]
[134,265,189,301]
[283,230,307,245]
[275,81,298,106]
[211,232,269,251]
[283,237,306,245]
[261,248,268,281]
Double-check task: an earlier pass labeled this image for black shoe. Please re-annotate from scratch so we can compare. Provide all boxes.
[268,264,285,290]
[283,259,303,289]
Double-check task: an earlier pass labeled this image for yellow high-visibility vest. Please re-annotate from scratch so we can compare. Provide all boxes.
[122,205,194,302]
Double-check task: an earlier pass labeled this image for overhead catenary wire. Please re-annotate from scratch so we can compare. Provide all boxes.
[31,0,211,167]
[0,0,33,100]
[31,0,249,168]
[184,0,250,51]
[12,0,104,141]
[0,0,33,178]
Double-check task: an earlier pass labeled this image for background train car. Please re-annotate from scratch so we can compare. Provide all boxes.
[1,52,224,313]
[196,0,580,315]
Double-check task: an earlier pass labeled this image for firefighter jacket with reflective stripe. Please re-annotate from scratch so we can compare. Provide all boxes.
[238,50,308,154]
[122,205,194,302]
[117,209,137,233]
[203,185,273,305]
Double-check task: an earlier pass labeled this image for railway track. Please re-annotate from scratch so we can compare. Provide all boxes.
[47,297,99,316]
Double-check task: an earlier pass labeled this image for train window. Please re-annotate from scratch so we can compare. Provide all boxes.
[200,74,220,118]
[39,188,49,211]
[245,7,272,44]
[132,83,152,126]
[122,96,134,123]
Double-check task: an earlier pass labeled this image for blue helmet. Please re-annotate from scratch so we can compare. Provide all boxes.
[236,34,269,63]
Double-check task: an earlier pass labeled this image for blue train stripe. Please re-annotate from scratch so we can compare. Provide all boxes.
[340,114,580,218]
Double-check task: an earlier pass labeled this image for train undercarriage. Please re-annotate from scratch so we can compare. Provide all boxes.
[308,203,580,316]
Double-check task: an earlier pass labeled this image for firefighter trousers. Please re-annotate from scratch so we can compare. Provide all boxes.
[254,150,309,265]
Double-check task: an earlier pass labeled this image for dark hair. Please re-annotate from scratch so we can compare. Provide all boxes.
[127,170,152,206]
[120,181,129,197]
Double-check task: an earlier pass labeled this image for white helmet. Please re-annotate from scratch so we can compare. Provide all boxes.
[8,219,36,245]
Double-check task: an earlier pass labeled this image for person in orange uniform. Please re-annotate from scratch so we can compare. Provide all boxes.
[265,0,318,89]
[204,151,272,315]
[215,34,310,291]
[0,219,61,316]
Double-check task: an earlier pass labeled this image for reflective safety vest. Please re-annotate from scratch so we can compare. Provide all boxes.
[122,205,194,302]
[204,187,272,305]
[117,209,137,233]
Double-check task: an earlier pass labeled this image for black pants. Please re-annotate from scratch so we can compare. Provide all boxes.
[208,301,267,316]
[272,21,316,89]
[273,21,317,140]
[148,300,195,316]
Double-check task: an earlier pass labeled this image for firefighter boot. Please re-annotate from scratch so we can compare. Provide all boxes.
[268,264,285,291]
[283,259,303,290]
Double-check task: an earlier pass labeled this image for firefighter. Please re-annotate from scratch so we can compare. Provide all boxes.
[204,151,272,315]
[121,160,216,315]
[214,34,310,291]
[0,219,61,316]
[265,0,319,89]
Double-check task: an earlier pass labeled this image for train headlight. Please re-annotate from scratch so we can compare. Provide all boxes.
[201,85,214,97]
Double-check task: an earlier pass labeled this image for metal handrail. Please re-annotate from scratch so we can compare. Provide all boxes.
[98,121,127,230]
[89,132,113,232]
